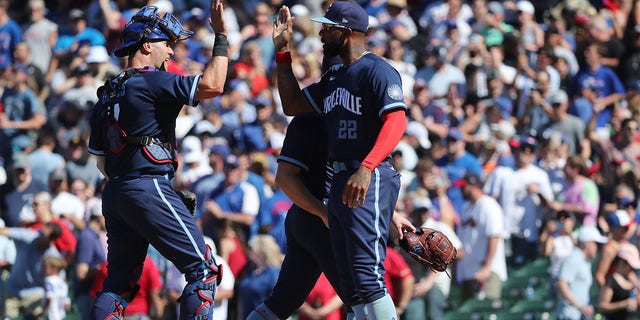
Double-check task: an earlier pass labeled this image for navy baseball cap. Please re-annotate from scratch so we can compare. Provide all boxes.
[114,6,193,57]
[310,1,369,33]
[210,143,231,159]
[453,172,483,188]
[512,136,538,152]
[223,154,240,169]
[447,128,463,141]
[606,210,633,228]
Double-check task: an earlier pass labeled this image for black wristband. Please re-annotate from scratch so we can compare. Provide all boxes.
[212,33,228,57]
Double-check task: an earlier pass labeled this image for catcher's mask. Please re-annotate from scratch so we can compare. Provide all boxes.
[114,6,193,57]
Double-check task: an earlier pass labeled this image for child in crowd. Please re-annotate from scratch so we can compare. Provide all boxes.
[42,255,70,320]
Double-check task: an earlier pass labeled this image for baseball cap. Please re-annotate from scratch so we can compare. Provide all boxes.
[49,168,67,181]
[183,7,205,23]
[445,19,457,29]
[405,121,431,149]
[577,226,608,243]
[447,128,463,141]
[223,154,240,169]
[386,0,407,9]
[209,143,231,158]
[86,46,110,64]
[606,210,633,228]
[69,8,86,21]
[90,204,103,217]
[181,136,202,164]
[12,152,30,170]
[517,1,535,14]
[618,242,640,269]
[514,136,538,152]
[290,4,310,16]
[154,0,173,14]
[310,1,369,33]
[412,197,433,211]
[453,172,483,188]
[488,1,504,14]
[73,63,91,76]
[484,28,504,47]
[13,63,29,75]
[550,90,568,105]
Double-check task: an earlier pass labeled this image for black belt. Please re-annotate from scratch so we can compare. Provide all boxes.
[111,170,173,180]
[331,160,361,174]
[331,158,392,174]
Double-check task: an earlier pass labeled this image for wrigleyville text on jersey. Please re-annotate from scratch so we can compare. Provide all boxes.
[324,87,362,115]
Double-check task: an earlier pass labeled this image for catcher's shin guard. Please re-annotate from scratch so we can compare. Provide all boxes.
[91,291,129,320]
[179,245,223,320]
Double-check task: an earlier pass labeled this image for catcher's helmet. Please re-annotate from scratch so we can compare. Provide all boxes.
[114,6,193,57]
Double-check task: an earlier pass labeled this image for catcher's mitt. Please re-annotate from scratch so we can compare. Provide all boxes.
[176,190,197,217]
[399,227,457,275]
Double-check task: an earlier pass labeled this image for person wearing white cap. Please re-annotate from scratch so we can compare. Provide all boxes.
[178,135,213,188]
[556,226,607,320]
[599,242,640,319]
[516,0,543,53]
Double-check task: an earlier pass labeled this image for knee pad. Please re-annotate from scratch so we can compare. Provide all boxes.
[178,245,222,320]
[91,291,128,320]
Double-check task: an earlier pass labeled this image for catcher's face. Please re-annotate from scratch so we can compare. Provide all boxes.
[149,39,174,71]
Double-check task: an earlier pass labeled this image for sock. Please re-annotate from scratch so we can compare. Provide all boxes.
[365,294,398,320]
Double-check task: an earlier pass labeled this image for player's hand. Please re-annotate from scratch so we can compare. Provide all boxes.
[343,167,371,208]
[209,0,227,35]
[273,5,294,51]
[391,211,415,240]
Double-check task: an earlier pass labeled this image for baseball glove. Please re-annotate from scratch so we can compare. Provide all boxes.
[176,190,197,217]
[399,227,457,274]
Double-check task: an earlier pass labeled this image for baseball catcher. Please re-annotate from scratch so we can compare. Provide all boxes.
[399,227,457,276]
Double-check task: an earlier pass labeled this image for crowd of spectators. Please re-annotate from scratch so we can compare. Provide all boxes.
[1,0,640,319]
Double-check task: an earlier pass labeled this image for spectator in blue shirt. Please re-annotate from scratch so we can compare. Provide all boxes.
[570,42,626,130]
[54,9,106,57]
[0,0,22,69]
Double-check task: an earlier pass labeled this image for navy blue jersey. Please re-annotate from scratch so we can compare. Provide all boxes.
[277,113,328,201]
[88,68,200,178]
[303,53,407,161]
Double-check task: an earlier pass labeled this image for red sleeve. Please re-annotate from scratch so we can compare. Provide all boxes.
[361,109,406,170]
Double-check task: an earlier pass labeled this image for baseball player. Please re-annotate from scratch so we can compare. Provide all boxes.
[87,1,228,319]
[246,113,414,320]
[273,2,407,319]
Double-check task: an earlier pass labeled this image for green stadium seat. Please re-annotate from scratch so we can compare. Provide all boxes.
[459,298,507,313]
[442,311,484,320]
[510,299,556,313]
[511,258,551,280]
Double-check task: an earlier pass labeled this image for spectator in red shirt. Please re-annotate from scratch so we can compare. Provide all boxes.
[231,41,269,97]
[92,255,166,319]
[297,273,343,320]
[384,244,415,316]
[27,191,77,263]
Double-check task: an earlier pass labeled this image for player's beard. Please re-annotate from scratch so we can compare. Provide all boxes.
[323,41,345,58]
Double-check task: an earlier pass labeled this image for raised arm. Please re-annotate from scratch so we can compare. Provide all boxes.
[273,6,314,115]
[195,0,229,100]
